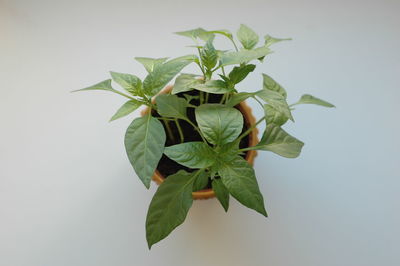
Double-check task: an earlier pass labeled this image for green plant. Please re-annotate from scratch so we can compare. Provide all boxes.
[75,24,334,249]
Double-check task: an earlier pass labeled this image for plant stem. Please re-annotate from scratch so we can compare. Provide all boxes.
[196,61,206,77]
[238,146,255,153]
[205,92,209,103]
[156,117,174,121]
[112,90,136,100]
[229,38,239,52]
[253,96,264,109]
[221,66,226,76]
[184,118,207,143]
[161,118,175,142]
[200,91,204,104]
[225,92,232,104]
[175,119,184,143]
[238,117,265,141]
[196,47,207,77]
[219,94,227,104]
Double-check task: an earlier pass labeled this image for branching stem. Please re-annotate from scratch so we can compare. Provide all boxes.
[161,118,175,142]
[175,119,185,143]
[184,118,207,143]
[238,117,265,141]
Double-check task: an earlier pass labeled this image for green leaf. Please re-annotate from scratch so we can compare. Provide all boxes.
[217,141,240,162]
[192,80,232,94]
[195,104,243,145]
[262,73,287,98]
[212,178,229,212]
[135,57,168,73]
[220,46,272,66]
[74,79,115,93]
[264,35,292,46]
[156,94,187,120]
[211,141,241,176]
[143,55,197,96]
[218,156,267,216]
[164,142,216,169]
[124,114,166,188]
[146,170,199,249]
[226,92,254,107]
[110,99,142,122]
[251,124,304,158]
[110,71,142,96]
[172,74,203,94]
[175,28,214,41]
[193,171,210,191]
[256,89,293,121]
[218,74,230,83]
[264,104,288,126]
[209,29,233,39]
[228,64,256,84]
[200,38,218,70]
[294,94,335,108]
[237,24,259,50]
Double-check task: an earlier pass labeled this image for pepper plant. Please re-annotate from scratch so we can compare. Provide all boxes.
[75,24,334,249]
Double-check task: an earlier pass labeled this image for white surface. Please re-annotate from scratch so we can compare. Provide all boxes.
[1,0,399,265]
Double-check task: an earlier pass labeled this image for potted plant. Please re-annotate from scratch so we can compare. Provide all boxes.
[74,24,334,249]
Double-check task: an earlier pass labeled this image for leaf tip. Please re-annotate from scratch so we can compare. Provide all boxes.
[259,206,268,217]
[143,179,152,189]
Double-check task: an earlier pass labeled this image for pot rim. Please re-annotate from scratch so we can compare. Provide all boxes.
[141,85,259,200]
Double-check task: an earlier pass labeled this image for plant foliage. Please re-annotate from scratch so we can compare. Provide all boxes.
[75,24,334,249]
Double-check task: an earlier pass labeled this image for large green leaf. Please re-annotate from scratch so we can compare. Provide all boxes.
[192,80,232,94]
[164,142,216,168]
[124,114,166,188]
[212,178,230,212]
[110,71,143,96]
[218,156,267,216]
[226,92,254,107]
[155,94,187,120]
[135,57,168,73]
[172,74,203,94]
[220,46,272,66]
[200,38,218,70]
[251,124,304,158]
[256,89,293,121]
[146,170,199,249]
[228,64,256,85]
[143,55,197,96]
[264,104,288,126]
[264,35,292,47]
[175,28,214,41]
[293,94,335,108]
[195,104,243,145]
[237,24,259,50]
[110,99,142,122]
[262,73,287,98]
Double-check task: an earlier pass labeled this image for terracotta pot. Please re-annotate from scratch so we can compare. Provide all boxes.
[141,85,259,200]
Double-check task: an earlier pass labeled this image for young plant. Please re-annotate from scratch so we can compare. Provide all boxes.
[75,24,334,249]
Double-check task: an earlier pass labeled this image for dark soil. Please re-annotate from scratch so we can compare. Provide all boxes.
[153,90,250,189]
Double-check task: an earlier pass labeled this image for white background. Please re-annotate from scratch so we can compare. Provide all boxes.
[1,0,399,265]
